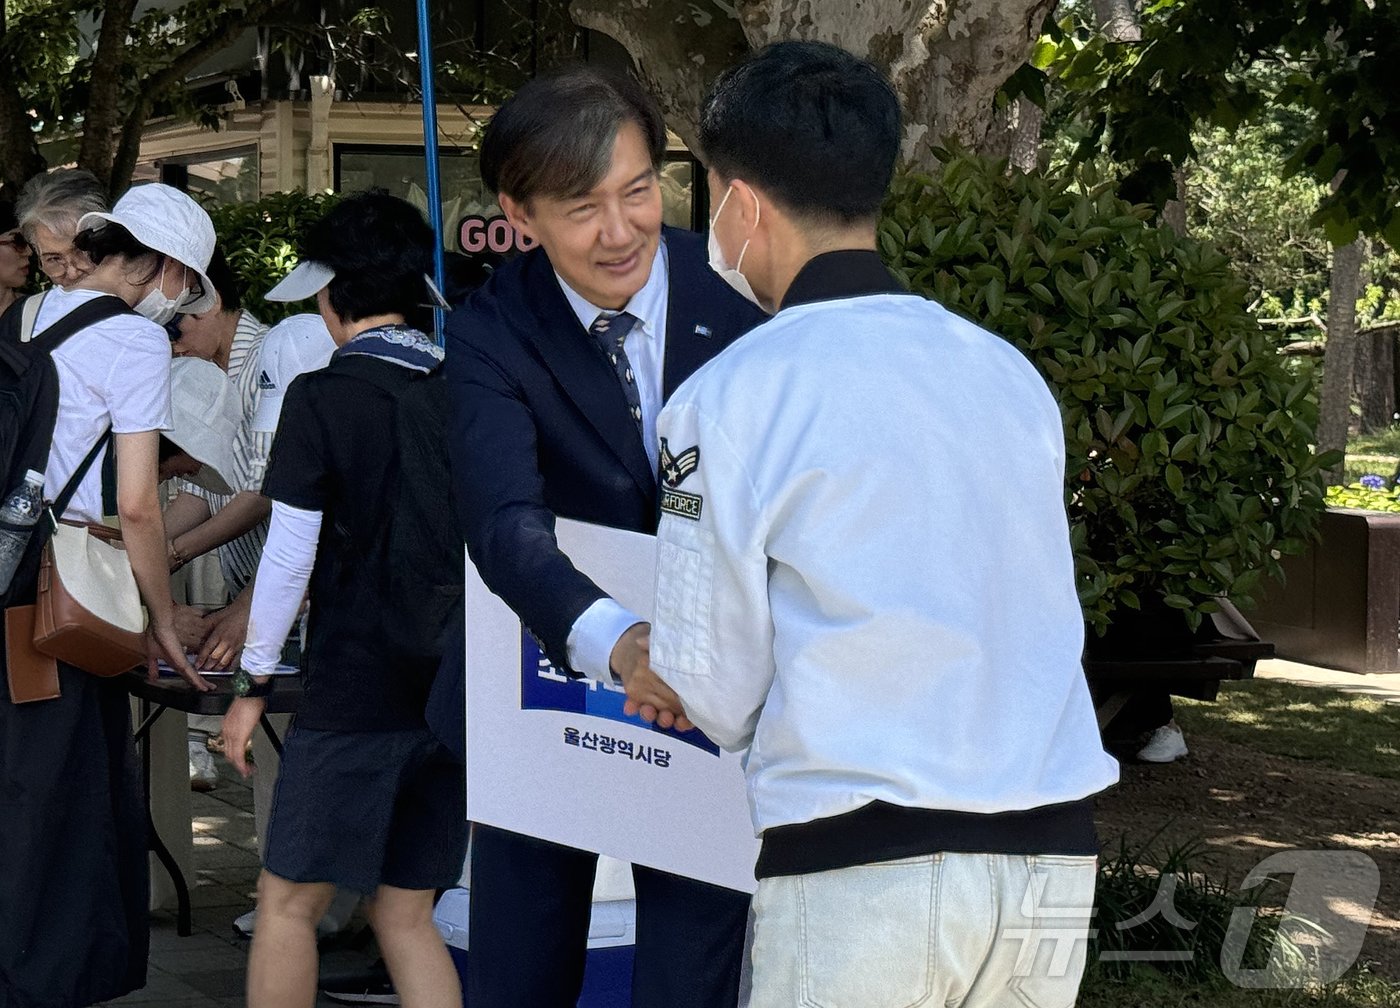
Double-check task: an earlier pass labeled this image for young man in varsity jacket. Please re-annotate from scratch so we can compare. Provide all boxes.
[642,41,1120,1008]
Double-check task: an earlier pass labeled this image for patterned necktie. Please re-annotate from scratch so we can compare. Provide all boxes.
[589,310,644,438]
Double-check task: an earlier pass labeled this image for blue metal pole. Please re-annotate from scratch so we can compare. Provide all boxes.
[416,0,447,345]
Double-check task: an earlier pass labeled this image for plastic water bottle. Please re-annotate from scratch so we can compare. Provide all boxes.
[0,470,46,594]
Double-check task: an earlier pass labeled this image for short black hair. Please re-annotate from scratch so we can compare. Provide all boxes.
[699,41,901,224]
[158,435,186,465]
[480,63,666,204]
[75,220,162,286]
[206,246,243,313]
[0,200,17,234]
[301,190,434,324]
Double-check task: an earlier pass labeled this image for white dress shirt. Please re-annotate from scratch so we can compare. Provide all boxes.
[560,241,671,682]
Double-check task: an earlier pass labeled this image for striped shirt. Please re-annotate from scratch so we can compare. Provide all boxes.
[181,310,271,595]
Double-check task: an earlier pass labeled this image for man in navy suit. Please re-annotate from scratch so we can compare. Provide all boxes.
[442,64,762,1008]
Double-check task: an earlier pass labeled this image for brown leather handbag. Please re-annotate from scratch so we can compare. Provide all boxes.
[32,518,146,678]
[5,604,60,702]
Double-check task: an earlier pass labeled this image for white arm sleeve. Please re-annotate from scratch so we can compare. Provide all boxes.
[242,500,322,676]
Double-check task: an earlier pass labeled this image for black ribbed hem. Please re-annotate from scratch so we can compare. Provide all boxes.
[755,796,1101,880]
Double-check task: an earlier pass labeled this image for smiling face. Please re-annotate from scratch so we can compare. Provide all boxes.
[0,228,30,291]
[31,222,94,288]
[499,121,662,311]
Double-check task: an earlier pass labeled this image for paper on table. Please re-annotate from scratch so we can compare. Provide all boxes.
[155,659,299,677]
[464,517,759,894]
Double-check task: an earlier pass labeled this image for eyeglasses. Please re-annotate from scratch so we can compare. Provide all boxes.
[180,276,206,309]
[39,249,84,274]
[0,234,29,253]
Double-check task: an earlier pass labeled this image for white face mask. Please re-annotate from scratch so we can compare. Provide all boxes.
[706,185,765,311]
[134,259,182,326]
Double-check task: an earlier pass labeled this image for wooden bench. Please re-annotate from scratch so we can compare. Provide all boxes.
[1085,637,1274,730]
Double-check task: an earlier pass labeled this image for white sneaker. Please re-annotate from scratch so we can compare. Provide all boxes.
[188,736,218,791]
[233,908,257,938]
[1137,723,1188,763]
[234,890,360,940]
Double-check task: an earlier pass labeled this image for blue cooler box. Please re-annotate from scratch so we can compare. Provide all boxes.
[434,887,637,1007]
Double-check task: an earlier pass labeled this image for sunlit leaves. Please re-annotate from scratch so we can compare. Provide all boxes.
[882,150,1328,633]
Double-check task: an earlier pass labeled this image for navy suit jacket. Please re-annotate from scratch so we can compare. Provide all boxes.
[429,228,763,758]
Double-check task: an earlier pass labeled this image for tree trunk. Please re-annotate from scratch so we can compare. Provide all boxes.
[1317,239,1366,482]
[78,0,140,195]
[1162,165,1189,236]
[105,0,300,194]
[568,1,751,160]
[571,0,1055,173]
[0,4,46,200]
[1357,324,1397,433]
[1093,0,1141,42]
[984,96,1042,173]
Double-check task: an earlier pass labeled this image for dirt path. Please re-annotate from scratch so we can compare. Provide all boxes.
[1095,733,1400,977]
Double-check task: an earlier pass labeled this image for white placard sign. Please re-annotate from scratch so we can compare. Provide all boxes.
[464,518,759,894]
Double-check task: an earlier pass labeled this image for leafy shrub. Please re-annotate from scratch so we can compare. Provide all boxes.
[1092,835,1313,988]
[1326,482,1400,513]
[207,191,341,324]
[880,151,1331,633]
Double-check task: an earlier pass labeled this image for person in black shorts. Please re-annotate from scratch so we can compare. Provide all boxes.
[220,190,464,1008]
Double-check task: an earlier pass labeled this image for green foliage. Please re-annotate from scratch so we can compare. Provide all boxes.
[1325,484,1400,515]
[880,150,1331,632]
[1042,0,1400,246]
[206,190,341,325]
[1191,121,1400,336]
[1092,835,1309,987]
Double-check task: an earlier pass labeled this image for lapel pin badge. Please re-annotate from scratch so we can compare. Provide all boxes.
[694,324,713,339]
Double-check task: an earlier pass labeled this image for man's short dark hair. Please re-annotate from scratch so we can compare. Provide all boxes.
[206,246,243,313]
[699,41,901,224]
[480,64,666,204]
[302,190,433,323]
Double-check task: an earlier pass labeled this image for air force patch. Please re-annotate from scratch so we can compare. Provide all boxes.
[659,437,702,520]
[660,438,699,488]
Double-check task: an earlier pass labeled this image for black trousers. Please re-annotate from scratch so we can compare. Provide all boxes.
[466,823,750,1007]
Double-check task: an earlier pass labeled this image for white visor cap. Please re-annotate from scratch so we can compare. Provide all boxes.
[264,260,336,303]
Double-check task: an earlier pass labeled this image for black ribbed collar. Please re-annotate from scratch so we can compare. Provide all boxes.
[779,249,907,311]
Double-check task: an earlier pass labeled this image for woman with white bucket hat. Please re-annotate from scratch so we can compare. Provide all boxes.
[0,182,218,1007]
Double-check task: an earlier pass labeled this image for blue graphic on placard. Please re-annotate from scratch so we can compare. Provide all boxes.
[519,627,719,755]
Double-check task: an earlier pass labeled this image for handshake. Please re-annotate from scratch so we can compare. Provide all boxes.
[609,622,694,733]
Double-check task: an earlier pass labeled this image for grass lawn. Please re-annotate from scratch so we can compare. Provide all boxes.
[1078,678,1400,1004]
[1079,966,1400,1006]
[1343,427,1400,486]
[1175,679,1400,781]
[1349,429,1400,458]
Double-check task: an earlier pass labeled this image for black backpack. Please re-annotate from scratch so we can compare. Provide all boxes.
[338,362,465,662]
[0,293,132,608]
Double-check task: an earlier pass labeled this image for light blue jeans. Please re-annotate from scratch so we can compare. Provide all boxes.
[748,852,1097,1008]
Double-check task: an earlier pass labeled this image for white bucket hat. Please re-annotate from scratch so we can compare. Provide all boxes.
[78,183,217,315]
[166,357,241,494]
